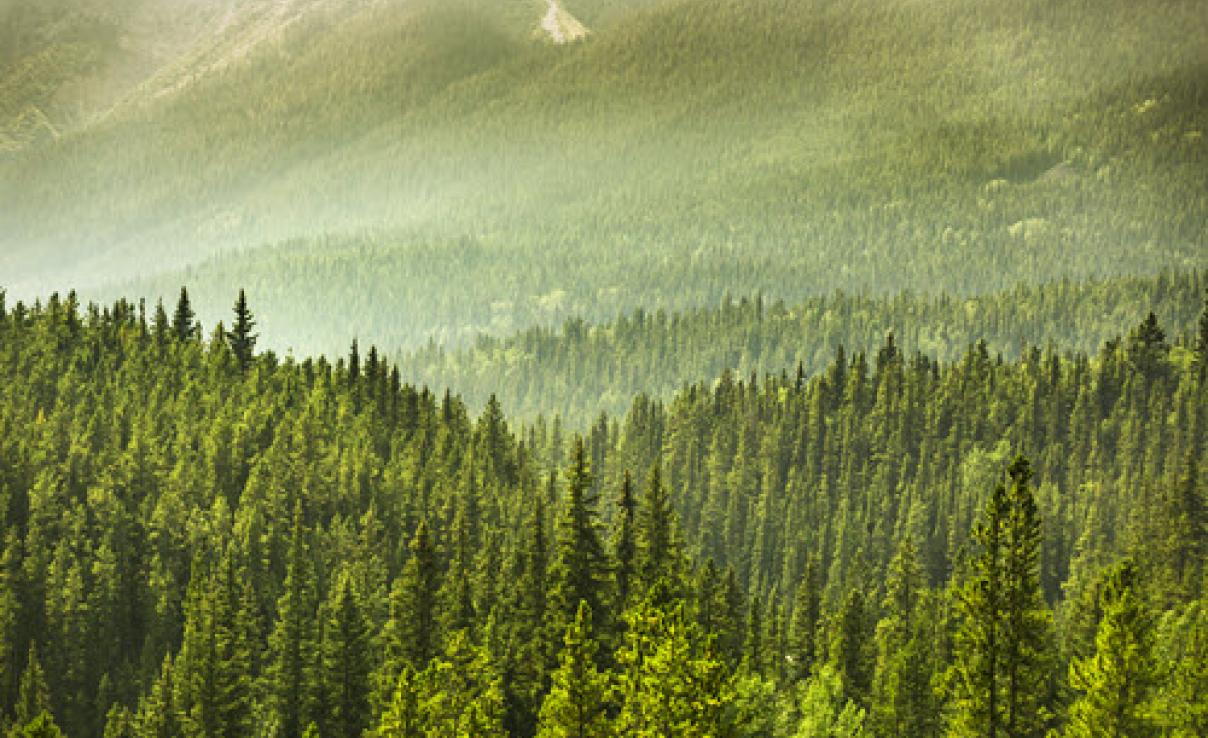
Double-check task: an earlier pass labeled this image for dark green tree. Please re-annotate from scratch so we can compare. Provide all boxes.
[227,290,257,372]
[946,457,1055,738]
[321,572,373,738]
[546,438,609,650]
[172,288,196,342]
[265,504,318,738]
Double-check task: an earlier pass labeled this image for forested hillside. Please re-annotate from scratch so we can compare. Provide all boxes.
[399,270,1207,425]
[2,0,1205,354]
[0,289,1203,737]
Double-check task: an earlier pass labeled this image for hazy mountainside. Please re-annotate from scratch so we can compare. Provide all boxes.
[3,0,1206,349]
[396,270,1208,426]
[0,0,373,150]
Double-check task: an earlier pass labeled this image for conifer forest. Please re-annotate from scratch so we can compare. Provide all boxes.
[0,0,1205,736]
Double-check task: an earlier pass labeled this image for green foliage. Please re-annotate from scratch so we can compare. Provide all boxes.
[320,572,373,738]
[0,287,1203,736]
[945,458,1056,738]
[794,665,868,738]
[1064,560,1159,738]
[399,271,1206,425]
[535,602,611,738]
[614,601,734,737]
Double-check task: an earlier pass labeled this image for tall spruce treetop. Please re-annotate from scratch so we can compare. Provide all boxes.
[171,287,195,342]
[946,456,1054,738]
[228,290,257,372]
[636,463,685,606]
[611,470,637,612]
[547,437,609,650]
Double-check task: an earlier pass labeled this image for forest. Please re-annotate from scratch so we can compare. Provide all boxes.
[0,287,1203,737]
[397,269,1207,425]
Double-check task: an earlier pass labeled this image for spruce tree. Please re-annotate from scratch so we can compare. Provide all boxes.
[381,520,439,685]
[611,470,637,611]
[828,588,873,711]
[535,602,611,738]
[1064,559,1159,738]
[172,288,196,342]
[15,645,51,728]
[946,456,1055,738]
[374,667,421,738]
[321,572,373,738]
[635,463,685,606]
[265,504,318,738]
[615,602,733,737]
[872,538,938,738]
[227,290,257,372]
[546,438,609,652]
[788,554,822,683]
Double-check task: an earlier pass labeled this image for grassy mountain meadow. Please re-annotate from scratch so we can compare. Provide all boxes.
[2,0,1205,357]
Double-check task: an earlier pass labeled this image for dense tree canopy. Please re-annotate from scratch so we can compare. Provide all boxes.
[0,286,1202,736]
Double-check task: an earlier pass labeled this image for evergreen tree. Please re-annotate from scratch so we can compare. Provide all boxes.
[381,520,440,688]
[635,463,685,606]
[535,602,611,738]
[6,713,64,738]
[795,665,869,738]
[15,645,51,728]
[133,655,179,738]
[1064,559,1159,738]
[614,602,733,737]
[172,288,196,342]
[946,457,1055,738]
[788,555,822,683]
[321,572,373,738]
[871,539,938,738]
[228,290,257,372]
[265,504,318,738]
[546,438,609,651]
[374,667,421,738]
[827,588,872,711]
[611,470,637,612]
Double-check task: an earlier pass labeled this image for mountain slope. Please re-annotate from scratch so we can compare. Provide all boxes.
[1,0,1205,348]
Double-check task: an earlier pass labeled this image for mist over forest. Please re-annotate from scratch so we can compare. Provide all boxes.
[0,1,1204,736]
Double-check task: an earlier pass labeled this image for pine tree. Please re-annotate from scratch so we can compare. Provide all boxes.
[614,602,733,737]
[546,438,609,652]
[946,456,1055,738]
[7,712,65,738]
[321,572,373,738]
[15,645,51,728]
[828,588,872,711]
[1064,559,1159,738]
[788,555,822,683]
[536,602,611,738]
[172,288,196,342]
[228,290,257,372]
[374,667,421,738]
[174,551,254,738]
[795,664,869,738]
[133,655,179,738]
[611,470,637,612]
[872,538,938,738]
[265,504,318,738]
[635,463,685,606]
[381,520,440,687]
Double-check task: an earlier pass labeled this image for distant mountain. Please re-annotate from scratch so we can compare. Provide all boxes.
[2,0,1205,350]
